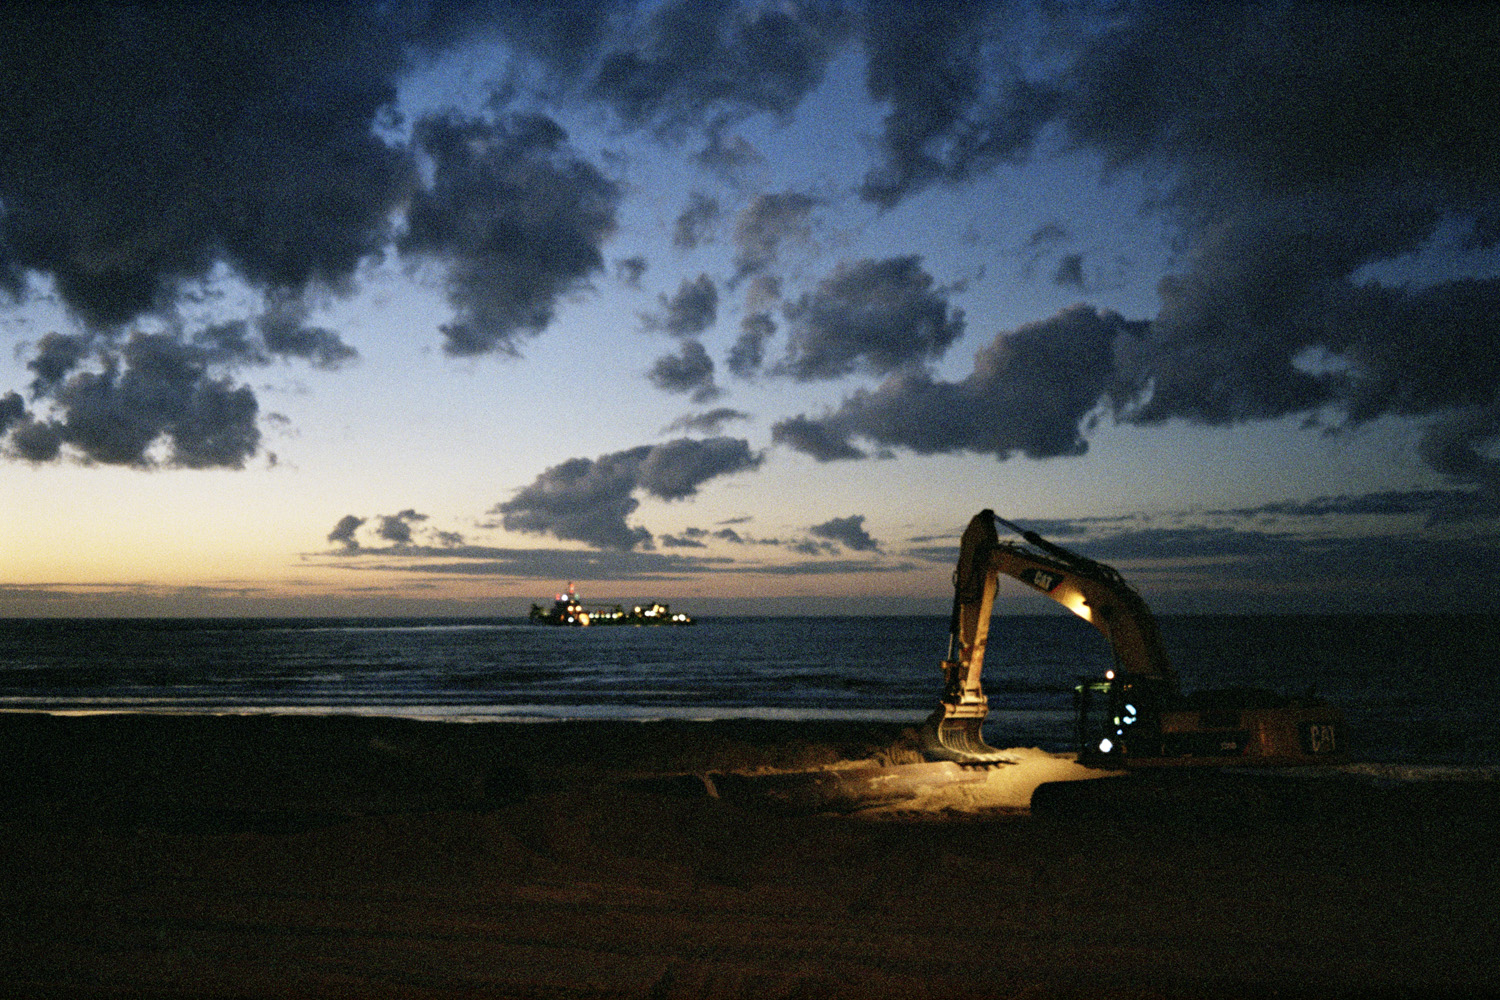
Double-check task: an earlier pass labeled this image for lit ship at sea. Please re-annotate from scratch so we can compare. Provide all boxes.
[528,582,694,626]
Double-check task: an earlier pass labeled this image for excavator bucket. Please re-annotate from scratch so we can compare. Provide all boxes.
[920,706,1013,764]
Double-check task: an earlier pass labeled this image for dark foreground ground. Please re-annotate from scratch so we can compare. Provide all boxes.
[2,713,1496,999]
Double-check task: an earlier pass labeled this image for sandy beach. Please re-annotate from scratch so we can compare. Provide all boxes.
[3,712,1496,999]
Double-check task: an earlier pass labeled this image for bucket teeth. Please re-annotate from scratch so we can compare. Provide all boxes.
[920,711,1011,763]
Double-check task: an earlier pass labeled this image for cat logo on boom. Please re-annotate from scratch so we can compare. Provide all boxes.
[1019,568,1062,592]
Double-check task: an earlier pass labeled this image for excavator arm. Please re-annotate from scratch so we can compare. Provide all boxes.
[921,509,1178,762]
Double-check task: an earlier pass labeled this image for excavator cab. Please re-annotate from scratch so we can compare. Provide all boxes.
[1074,671,1174,766]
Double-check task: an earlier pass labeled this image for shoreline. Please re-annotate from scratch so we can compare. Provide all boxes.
[0,704,936,726]
[8,705,1500,775]
[5,713,1497,998]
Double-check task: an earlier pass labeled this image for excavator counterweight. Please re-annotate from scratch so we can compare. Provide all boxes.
[920,510,1345,767]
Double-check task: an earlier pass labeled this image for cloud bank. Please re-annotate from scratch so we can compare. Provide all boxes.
[1,2,1495,496]
[774,304,1133,461]
[493,437,763,550]
[781,3,1500,501]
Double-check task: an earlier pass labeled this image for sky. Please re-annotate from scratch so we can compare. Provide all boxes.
[2,1,1499,617]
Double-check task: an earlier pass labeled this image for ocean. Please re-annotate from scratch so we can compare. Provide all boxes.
[1,614,1496,770]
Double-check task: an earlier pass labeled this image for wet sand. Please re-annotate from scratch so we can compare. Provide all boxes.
[3,712,1496,999]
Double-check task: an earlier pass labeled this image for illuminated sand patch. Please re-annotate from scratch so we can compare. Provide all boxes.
[702,747,1120,815]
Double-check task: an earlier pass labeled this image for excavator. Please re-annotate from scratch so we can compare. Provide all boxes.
[921,510,1345,768]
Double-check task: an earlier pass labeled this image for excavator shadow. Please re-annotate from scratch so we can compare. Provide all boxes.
[1028,767,1476,833]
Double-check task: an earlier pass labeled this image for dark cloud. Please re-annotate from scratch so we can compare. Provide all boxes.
[1207,490,1481,521]
[993,517,1103,542]
[1081,526,1295,563]
[662,407,750,435]
[660,533,707,549]
[743,274,783,312]
[316,505,1500,601]
[328,515,365,551]
[399,112,621,357]
[6,418,61,463]
[495,450,654,551]
[1415,407,1500,522]
[0,392,23,429]
[773,304,1133,461]
[857,4,1498,216]
[323,541,735,582]
[1024,223,1069,251]
[0,6,629,467]
[673,192,721,249]
[775,256,965,381]
[614,256,648,288]
[750,557,916,575]
[325,510,464,553]
[8,286,375,466]
[190,300,359,372]
[588,0,852,134]
[0,5,413,329]
[809,514,879,552]
[259,324,356,369]
[993,495,1500,577]
[638,436,762,500]
[431,529,466,548]
[1420,406,1499,485]
[0,390,58,462]
[453,2,617,76]
[1059,6,1499,209]
[494,437,763,550]
[24,333,261,469]
[906,544,959,565]
[375,509,429,546]
[917,514,1500,609]
[26,333,95,394]
[9,303,364,466]
[1065,525,1500,601]
[7,2,1497,492]
[642,274,719,336]
[771,413,866,462]
[858,1,1052,209]
[693,114,765,182]
[727,312,776,378]
[845,4,1500,488]
[733,191,818,280]
[193,317,356,372]
[647,340,722,402]
[1052,254,1085,289]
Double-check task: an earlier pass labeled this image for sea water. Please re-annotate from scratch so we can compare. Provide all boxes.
[0,614,1495,769]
